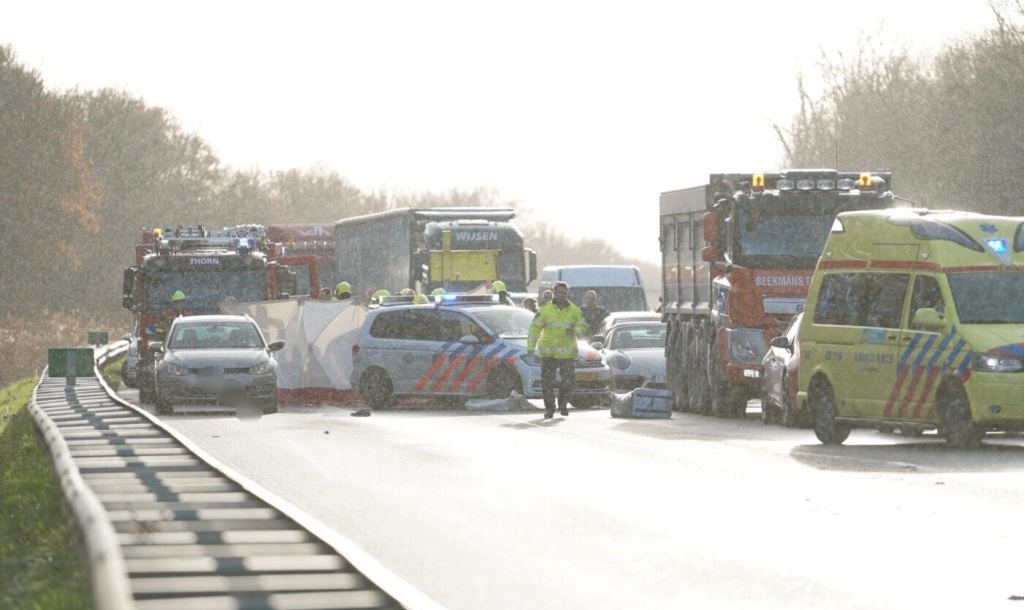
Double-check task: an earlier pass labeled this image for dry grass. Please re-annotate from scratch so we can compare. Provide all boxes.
[0,309,128,389]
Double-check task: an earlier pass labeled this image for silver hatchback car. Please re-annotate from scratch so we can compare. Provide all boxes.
[152,314,284,415]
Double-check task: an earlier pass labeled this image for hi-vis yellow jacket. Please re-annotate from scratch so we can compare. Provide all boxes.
[527,301,587,359]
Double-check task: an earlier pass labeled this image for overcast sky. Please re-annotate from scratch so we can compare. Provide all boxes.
[2,1,999,263]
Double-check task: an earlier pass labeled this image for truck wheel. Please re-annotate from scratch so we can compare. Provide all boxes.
[938,384,982,449]
[708,344,746,418]
[137,362,155,403]
[139,380,156,404]
[669,324,690,412]
[360,368,394,409]
[810,378,849,445]
[687,325,709,414]
[155,392,173,415]
[485,366,523,400]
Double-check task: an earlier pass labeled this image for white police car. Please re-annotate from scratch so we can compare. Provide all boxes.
[351,295,610,408]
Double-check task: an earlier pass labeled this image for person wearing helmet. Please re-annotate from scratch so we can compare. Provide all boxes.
[431,287,446,297]
[399,288,415,297]
[334,281,352,301]
[371,288,390,306]
[154,290,192,340]
[491,280,513,305]
[412,294,430,305]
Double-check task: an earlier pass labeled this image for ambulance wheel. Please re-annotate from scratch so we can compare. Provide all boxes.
[485,366,523,400]
[360,368,394,409]
[938,384,983,449]
[810,378,849,445]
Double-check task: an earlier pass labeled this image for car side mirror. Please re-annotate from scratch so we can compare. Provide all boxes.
[591,341,604,350]
[770,336,791,351]
[459,335,480,345]
[150,342,164,354]
[267,340,285,352]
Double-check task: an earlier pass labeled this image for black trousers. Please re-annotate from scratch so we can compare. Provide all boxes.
[541,357,576,410]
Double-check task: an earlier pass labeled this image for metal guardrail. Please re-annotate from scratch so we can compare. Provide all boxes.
[29,343,445,610]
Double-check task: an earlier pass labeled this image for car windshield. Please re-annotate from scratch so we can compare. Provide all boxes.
[468,306,536,338]
[168,322,264,349]
[947,271,1024,324]
[608,323,667,350]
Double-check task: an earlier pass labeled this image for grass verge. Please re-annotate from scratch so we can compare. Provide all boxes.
[0,377,94,610]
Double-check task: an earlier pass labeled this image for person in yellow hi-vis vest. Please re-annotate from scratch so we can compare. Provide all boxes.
[527,281,587,419]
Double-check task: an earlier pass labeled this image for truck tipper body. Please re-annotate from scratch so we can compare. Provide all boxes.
[334,207,537,296]
[659,170,895,417]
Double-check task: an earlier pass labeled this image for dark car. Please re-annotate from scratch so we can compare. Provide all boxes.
[152,314,284,415]
[760,312,807,427]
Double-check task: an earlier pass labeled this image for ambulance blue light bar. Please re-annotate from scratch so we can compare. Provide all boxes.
[986,238,1007,254]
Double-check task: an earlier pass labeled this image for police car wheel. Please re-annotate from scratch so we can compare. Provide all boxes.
[485,366,523,400]
[360,368,394,409]
[939,384,982,449]
[810,379,850,445]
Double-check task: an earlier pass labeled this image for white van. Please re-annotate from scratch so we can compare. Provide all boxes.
[538,265,648,312]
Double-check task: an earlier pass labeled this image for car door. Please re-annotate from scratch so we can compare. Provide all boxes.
[892,274,952,421]
[422,310,497,395]
[845,272,910,417]
[366,309,439,395]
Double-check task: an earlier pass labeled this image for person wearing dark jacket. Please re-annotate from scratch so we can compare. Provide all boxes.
[580,290,610,338]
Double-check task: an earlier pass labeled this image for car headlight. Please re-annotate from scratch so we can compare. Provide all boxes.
[162,362,189,377]
[607,352,631,370]
[729,329,768,364]
[252,360,276,375]
[972,353,1024,373]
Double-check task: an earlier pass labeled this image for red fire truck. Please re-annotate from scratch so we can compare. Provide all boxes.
[122,224,296,402]
[266,224,335,297]
[659,170,894,417]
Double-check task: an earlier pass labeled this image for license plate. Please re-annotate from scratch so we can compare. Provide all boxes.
[577,371,599,381]
[654,375,666,384]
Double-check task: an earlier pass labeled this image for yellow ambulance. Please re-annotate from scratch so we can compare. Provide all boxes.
[797,209,1023,448]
